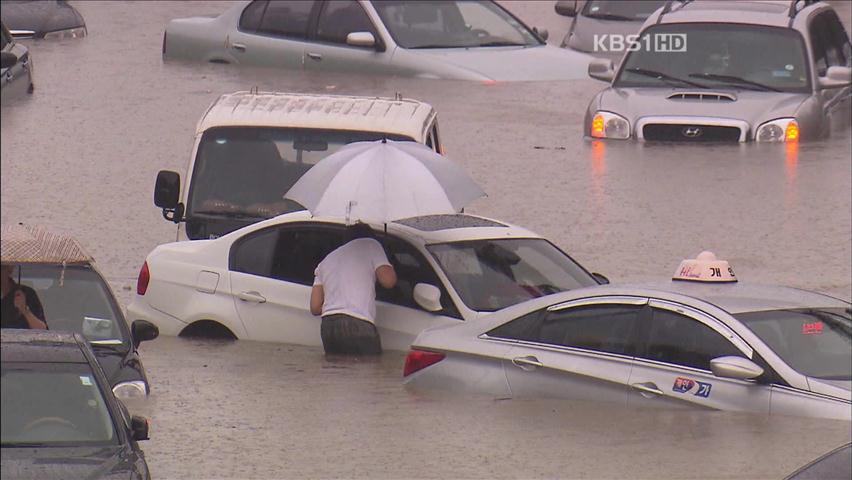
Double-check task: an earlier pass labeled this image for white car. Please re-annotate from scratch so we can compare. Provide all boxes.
[161,0,592,81]
[404,253,852,420]
[127,212,605,351]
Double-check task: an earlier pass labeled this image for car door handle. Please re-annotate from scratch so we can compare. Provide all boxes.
[236,291,266,303]
[631,382,664,397]
[306,52,322,61]
[231,43,246,52]
[512,355,543,370]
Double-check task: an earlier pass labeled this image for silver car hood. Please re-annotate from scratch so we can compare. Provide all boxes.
[415,45,592,81]
[808,378,852,401]
[598,87,809,127]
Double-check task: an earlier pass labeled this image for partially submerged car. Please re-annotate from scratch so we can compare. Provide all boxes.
[1,21,33,102]
[155,90,444,241]
[127,212,607,351]
[584,0,852,142]
[1,224,158,398]
[0,0,87,39]
[1,330,150,480]
[555,0,666,63]
[405,252,852,420]
[162,0,591,81]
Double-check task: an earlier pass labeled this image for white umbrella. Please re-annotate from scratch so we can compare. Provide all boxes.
[285,140,485,224]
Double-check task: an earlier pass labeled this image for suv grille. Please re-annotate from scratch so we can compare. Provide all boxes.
[643,124,741,142]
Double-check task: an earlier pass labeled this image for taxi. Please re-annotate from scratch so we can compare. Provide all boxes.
[404,252,851,420]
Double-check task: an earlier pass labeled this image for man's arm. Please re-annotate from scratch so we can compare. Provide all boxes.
[310,284,324,316]
[15,290,47,330]
[376,265,397,289]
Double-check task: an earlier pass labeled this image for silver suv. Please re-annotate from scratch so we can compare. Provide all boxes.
[584,0,852,142]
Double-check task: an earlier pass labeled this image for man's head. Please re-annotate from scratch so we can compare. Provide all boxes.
[345,222,375,243]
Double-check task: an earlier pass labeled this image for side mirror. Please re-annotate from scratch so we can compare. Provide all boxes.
[592,272,610,285]
[130,415,149,441]
[131,320,159,348]
[818,66,852,89]
[533,27,549,42]
[346,31,376,48]
[710,356,764,380]
[413,283,442,312]
[0,52,18,69]
[555,0,578,17]
[589,58,616,82]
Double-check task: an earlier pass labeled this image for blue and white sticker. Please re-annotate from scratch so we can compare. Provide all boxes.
[673,377,712,398]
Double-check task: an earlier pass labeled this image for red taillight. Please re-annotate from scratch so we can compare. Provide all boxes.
[137,262,150,296]
[403,349,445,377]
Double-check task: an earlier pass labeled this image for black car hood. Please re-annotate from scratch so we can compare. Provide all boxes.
[1,446,135,480]
[0,0,85,37]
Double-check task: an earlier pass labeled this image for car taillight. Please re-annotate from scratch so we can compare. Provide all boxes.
[403,349,445,377]
[137,262,150,295]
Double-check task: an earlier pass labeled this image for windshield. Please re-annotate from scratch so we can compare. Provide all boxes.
[427,238,597,312]
[735,308,851,380]
[18,265,127,344]
[372,0,541,49]
[616,24,811,93]
[187,127,414,222]
[582,0,665,21]
[1,362,117,446]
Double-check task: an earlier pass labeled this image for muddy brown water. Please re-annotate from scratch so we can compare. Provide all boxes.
[1,1,851,479]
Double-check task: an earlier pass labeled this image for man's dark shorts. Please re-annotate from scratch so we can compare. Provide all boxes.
[320,314,382,355]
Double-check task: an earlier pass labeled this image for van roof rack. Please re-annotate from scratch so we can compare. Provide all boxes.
[656,0,693,24]
[788,0,821,26]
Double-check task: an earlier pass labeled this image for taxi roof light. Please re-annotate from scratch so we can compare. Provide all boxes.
[673,251,737,283]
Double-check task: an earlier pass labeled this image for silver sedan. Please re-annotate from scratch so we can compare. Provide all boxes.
[404,281,852,420]
[162,0,592,81]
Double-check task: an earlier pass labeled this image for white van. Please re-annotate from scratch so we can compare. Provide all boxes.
[154,90,442,241]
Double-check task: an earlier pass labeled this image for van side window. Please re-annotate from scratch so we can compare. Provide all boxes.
[239,0,268,32]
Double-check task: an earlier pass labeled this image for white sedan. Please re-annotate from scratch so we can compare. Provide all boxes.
[127,211,603,351]
[404,257,852,420]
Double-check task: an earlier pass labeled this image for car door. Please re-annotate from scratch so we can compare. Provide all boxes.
[229,223,344,345]
[374,235,463,351]
[502,297,647,405]
[627,300,771,414]
[227,0,317,69]
[302,0,397,76]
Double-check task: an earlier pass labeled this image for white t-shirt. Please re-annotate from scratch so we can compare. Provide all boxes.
[313,238,391,323]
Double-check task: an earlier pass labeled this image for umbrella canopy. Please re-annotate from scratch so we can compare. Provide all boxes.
[0,224,92,265]
[285,140,485,224]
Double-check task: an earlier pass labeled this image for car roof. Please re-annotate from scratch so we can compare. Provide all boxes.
[1,224,94,266]
[243,210,545,246]
[1,329,88,364]
[648,0,820,29]
[196,91,437,141]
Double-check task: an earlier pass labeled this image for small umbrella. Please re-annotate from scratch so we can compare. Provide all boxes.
[285,139,485,224]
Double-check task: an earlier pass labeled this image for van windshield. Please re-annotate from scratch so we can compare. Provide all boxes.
[186,127,415,224]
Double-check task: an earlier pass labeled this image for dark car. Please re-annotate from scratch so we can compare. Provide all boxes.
[785,443,852,480]
[0,0,86,39]
[1,330,150,480]
[1,224,159,399]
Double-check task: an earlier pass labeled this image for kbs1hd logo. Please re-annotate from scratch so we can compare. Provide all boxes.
[593,33,687,53]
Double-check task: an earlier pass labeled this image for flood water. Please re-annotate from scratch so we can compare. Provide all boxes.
[1,1,851,479]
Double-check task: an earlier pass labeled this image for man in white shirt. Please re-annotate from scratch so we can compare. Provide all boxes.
[310,223,397,354]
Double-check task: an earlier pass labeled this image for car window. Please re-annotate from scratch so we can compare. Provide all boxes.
[239,0,268,32]
[272,227,344,285]
[315,0,375,45]
[639,308,742,371]
[809,14,832,75]
[537,304,643,356]
[230,226,279,277]
[487,309,544,342]
[257,0,315,40]
[430,122,441,153]
[376,235,461,319]
[822,10,851,67]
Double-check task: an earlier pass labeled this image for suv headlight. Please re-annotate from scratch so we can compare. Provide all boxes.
[112,380,148,399]
[755,118,799,142]
[591,111,630,139]
[43,27,87,40]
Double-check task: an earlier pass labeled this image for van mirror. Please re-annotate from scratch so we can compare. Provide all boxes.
[555,0,578,17]
[154,170,180,209]
[413,283,442,312]
[346,32,376,48]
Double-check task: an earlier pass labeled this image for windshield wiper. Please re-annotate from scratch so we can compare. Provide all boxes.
[191,210,266,220]
[2,442,51,447]
[625,68,708,88]
[688,73,781,92]
[585,13,634,21]
[477,41,528,47]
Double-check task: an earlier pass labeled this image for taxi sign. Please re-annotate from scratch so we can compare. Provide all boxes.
[673,251,737,283]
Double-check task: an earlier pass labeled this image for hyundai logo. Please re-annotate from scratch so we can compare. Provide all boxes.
[682,126,703,138]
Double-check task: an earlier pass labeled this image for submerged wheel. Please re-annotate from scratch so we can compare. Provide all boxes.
[179,320,236,340]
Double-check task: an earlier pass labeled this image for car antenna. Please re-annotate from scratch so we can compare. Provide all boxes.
[394,92,403,101]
